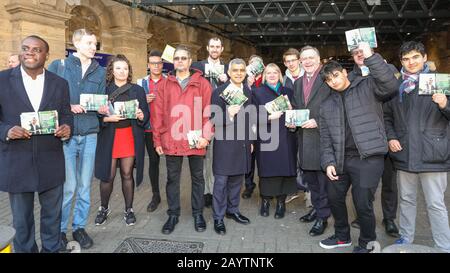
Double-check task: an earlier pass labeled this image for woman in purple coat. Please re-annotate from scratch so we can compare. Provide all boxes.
[252,63,298,219]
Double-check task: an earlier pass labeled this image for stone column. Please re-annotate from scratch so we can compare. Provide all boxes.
[4,0,71,66]
[110,27,152,80]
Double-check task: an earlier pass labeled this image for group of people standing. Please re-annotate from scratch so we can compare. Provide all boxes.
[0,27,449,254]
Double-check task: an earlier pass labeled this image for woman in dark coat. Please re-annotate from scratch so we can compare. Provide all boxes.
[94,54,149,226]
[252,63,298,219]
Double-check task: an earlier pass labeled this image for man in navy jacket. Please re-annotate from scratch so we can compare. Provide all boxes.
[210,58,254,235]
[0,35,72,252]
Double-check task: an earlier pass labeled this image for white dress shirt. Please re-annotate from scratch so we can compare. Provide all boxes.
[21,66,45,112]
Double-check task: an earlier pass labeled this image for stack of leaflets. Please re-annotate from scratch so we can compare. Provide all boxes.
[114,99,139,119]
[345,27,377,51]
[21,110,58,135]
[80,94,108,111]
[187,130,202,149]
[220,85,248,106]
[419,74,450,95]
[246,59,264,77]
[285,109,310,127]
[205,63,224,80]
[264,95,292,114]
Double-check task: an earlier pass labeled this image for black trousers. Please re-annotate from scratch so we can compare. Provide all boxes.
[165,155,205,217]
[303,170,331,220]
[144,132,161,195]
[244,152,256,191]
[327,156,384,248]
[381,154,398,220]
[9,184,63,253]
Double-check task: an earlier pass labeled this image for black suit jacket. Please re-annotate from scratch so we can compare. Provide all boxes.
[292,73,331,170]
[192,60,229,89]
[0,66,73,193]
[210,82,254,176]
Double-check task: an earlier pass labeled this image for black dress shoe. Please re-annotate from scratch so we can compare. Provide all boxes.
[274,200,286,219]
[214,219,226,235]
[260,199,270,217]
[383,219,400,238]
[59,232,68,252]
[194,214,207,232]
[225,212,250,225]
[147,194,161,212]
[241,188,254,199]
[299,209,317,223]
[309,218,328,236]
[204,194,213,208]
[162,215,179,234]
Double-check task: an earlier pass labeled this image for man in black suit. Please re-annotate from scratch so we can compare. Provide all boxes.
[0,35,72,253]
[292,46,331,237]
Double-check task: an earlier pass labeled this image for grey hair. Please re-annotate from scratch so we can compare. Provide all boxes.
[300,45,321,58]
[174,45,191,59]
[229,58,246,68]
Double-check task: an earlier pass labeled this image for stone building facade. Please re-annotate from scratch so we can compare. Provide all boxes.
[1,0,449,76]
[0,0,256,79]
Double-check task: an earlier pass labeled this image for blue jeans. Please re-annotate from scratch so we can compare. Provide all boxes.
[60,134,97,233]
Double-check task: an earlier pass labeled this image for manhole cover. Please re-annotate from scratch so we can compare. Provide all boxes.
[114,237,204,253]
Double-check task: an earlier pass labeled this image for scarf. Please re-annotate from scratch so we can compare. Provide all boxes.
[399,63,430,102]
[265,81,282,95]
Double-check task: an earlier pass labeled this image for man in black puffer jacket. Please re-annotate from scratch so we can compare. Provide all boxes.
[348,48,401,238]
[318,42,400,253]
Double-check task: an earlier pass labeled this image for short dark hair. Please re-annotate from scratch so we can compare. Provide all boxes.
[22,35,49,53]
[106,54,133,83]
[208,37,223,47]
[399,41,426,59]
[149,50,162,58]
[321,60,344,81]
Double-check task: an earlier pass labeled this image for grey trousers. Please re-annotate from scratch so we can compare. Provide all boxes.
[203,139,214,194]
[212,174,244,220]
[398,170,450,252]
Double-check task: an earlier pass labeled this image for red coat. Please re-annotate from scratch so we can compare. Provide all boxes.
[153,70,213,156]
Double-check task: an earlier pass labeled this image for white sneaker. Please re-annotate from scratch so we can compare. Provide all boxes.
[304,191,312,208]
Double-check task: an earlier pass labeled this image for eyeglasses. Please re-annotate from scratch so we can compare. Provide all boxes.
[173,56,188,61]
[21,46,43,54]
[284,59,299,64]
[149,61,163,66]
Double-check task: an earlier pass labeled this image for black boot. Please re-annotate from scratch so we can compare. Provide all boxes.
[260,198,270,217]
[274,195,286,219]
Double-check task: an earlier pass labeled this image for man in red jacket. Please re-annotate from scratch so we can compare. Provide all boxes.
[153,45,213,234]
